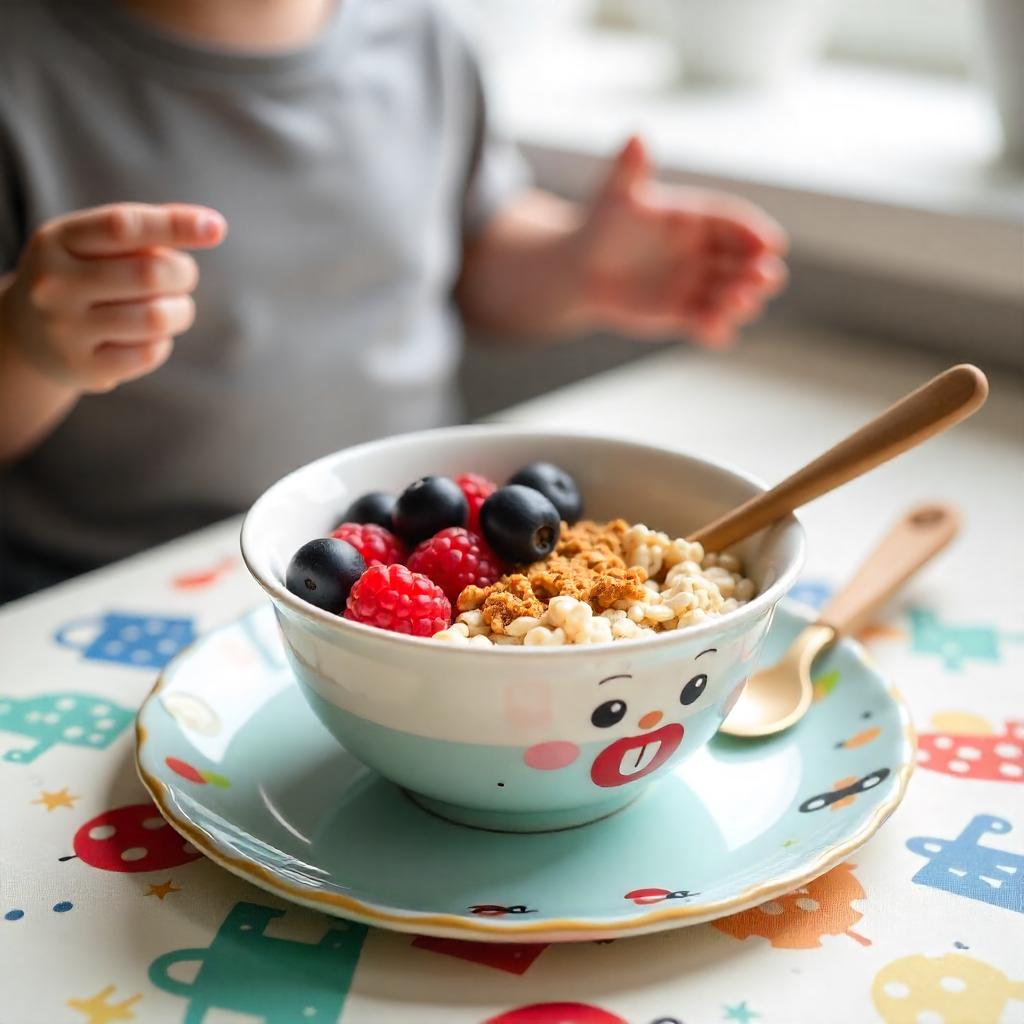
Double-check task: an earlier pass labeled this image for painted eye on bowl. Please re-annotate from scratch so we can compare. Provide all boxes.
[591,699,627,728]
[680,673,708,706]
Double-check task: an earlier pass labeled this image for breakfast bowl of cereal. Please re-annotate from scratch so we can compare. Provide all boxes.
[240,426,804,832]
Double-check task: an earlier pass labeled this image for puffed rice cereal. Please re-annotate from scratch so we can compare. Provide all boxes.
[432,518,757,647]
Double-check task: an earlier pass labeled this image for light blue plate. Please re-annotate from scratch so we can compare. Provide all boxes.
[135,602,914,942]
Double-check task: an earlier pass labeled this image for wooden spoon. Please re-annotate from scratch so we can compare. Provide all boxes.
[689,363,988,552]
[720,503,960,738]
[685,362,987,738]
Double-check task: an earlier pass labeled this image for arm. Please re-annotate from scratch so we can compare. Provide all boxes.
[455,189,589,337]
[0,203,225,462]
[0,277,80,461]
[457,138,788,347]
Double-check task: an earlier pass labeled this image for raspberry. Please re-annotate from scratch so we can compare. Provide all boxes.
[345,564,451,636]
[406,527,504,604]
[456,473,497,535]
[330,523,406,568]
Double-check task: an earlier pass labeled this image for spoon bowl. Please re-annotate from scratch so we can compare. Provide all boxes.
[721,503,961,738]
[718,623,833,738]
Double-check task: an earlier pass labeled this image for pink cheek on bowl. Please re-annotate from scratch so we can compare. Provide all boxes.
[523,740,580,771]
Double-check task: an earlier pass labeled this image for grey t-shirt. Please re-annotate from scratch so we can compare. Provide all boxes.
[0,0,527,598]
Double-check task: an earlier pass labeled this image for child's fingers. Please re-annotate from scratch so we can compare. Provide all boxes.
[58,203,226,257]
[600,136,653,202]
[69,249,199,304]
[707,203,787,259]
[85,295,196,341]
[752,253,788,295]
[713,285,764,322]
[85,338,175,392]
[681,279,758,339]
[699,254,788,300]
[692,315,737,349]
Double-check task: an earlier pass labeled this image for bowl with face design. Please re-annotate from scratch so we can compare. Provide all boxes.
[241,426,805,833]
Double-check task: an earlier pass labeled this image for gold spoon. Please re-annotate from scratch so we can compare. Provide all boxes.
[720,503,960,738]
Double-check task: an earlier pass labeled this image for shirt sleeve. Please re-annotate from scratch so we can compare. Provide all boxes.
[457,42,532,238]
[0,116,27,274]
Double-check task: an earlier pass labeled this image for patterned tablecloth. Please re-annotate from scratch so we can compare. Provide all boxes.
[2,327,1022,1024]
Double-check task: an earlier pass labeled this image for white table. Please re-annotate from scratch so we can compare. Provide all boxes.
[2,323,1022,1024]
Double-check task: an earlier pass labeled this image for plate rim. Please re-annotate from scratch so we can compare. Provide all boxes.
[135,601,916,941]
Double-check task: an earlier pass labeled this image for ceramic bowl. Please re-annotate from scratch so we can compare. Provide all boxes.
[240,427,805,832]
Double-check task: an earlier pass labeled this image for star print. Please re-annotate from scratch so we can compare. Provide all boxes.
[32,787,80,812]
[67,986,142,1024]
[145,880,181,900]
[723,1001,760,1023]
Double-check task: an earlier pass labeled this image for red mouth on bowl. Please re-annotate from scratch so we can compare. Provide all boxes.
[589,723,684,788]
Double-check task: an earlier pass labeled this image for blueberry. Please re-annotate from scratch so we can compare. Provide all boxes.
[392,475,467,545]
[285,538,366,614]
[479,485,560,563]
[507,461,582,522]
[339,491,395,530]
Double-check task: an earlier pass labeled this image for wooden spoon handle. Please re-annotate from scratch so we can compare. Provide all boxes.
[817,503,961,638]
[689,364,987,551]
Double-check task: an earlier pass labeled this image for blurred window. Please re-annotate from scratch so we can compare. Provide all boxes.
[825,0,974,75]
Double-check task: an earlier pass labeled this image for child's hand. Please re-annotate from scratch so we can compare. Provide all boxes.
[574,137,787,347]
[0,202,226,393]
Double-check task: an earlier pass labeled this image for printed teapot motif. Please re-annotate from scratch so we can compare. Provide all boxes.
[149,902,367,1024]
[0,692,133,764]
[907,814,1024,914]
[54,611,195,669]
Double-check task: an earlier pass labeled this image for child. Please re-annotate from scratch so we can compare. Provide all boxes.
[0,0,786,600]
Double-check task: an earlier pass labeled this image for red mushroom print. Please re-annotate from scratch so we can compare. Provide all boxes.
[917,713,1024,783]
[70,802,202,873]
[484,1004,629,1024]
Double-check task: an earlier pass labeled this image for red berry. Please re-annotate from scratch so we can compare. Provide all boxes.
[456,473,497,535]
[344,564,451,637]
[406,527,504,604]
[331,523,407,568]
